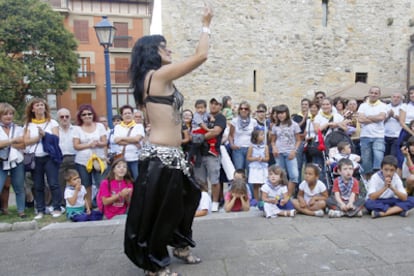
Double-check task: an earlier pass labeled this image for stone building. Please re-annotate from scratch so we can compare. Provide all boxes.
[161,0,414,112]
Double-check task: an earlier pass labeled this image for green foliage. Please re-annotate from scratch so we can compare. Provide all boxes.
[0,0,78,113]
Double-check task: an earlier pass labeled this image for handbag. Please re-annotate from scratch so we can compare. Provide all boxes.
[108,126,133,165]
[0,125,15,161]
[23,122,48,171]
[23,152,36,171]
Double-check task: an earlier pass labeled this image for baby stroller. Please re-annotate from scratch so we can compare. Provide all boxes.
[323,130,367,197]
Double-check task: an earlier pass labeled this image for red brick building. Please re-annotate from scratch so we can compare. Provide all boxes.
[46,0,153,118]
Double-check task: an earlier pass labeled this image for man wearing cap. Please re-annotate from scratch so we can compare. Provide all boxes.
[194,98,226,212]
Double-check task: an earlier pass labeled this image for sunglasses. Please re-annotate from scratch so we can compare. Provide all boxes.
[81,112,93,117]
[240,107,249,111]
[60,115,69,119]
[256,110,265,113]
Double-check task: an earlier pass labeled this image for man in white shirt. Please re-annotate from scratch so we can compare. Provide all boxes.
[357,86,387,179]
[384,92,403,156]
[57,108,77,205]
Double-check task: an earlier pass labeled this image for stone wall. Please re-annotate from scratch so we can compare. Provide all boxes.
[161,0,414,112]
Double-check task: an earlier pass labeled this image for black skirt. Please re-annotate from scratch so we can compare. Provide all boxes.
[124,156,201,272]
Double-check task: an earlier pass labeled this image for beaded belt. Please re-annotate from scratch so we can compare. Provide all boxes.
[139,143,191,176]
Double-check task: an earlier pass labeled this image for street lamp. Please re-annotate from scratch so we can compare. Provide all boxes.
[94,16,116,128]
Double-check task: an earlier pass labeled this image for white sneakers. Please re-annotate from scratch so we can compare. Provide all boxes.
[314,210,325,217]
[328,210,344,218]
[34,213,44,220]
[211,202,219,212]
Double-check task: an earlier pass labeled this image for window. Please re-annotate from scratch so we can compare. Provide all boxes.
[112,87,135,112]
[355,72,368,83]
[76,57,92,84]
[74,20,89,43]
[114,58,129,83]
[322,0,329,27]
[113,22,130,48]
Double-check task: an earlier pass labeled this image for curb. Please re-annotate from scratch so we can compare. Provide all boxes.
[0,220,38,232]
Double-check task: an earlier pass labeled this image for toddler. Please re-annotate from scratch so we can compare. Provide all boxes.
[195,180,212,217]
[64,169,103,222]
[329,141,360,170]
[224,178,250,212]
[327,158,365,218]
[247,129,269,204]
[292,163,328,217]
[191,99,218,156]
[261,165,296,218]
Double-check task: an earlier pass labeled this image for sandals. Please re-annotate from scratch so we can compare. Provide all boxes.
[144,267,181,276]
[173,246,202,264]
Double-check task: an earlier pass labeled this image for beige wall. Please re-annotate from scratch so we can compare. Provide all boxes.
[162,0,414,112]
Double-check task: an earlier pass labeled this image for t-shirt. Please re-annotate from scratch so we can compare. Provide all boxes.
[224,191,249,212]
[113,124,145,161]
[197,191,212,214]
[384,103,402,138]
[313,113,344,137]
[97,179,133,219]
[298,180,327,204]
[231,117,257,147]
[64,185,87,208]
[210,113,227,152]
[272,121,301,153]
[367,171,407,199]
[332,177,359,201]
[357,101,387,138]
[400,102,414,124]
[25,119,59,157]
[73,123,107,165]
[260,182,288,199]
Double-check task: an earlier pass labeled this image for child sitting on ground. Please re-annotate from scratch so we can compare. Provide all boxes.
[328,141,361,170]
[230,169,254,206]
[195,180,212,217]
[327,158,365,218]
[261,165,296,218]
[97,158,133,219]
[224,178,250,212]
[292,163,328,217]
[64,169,103,222]
[365,155,414,218]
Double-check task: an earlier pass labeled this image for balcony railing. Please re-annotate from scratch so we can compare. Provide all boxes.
[113,36,133,48]
[75,71,95,84]
[112,70,129,84]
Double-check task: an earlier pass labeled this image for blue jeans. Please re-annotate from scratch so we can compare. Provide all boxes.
[0,162,25,213]
[127,161,139,181]
[232,147,249,170]
[33,156,61,213]
[360,137,385,174]
[276,153,299,184]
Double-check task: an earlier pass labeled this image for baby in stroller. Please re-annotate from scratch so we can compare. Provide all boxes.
[328,141,361,171]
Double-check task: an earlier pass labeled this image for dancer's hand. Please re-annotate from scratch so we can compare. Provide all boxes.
[202,1,213,27]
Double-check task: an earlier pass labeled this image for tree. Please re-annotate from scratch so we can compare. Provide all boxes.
[0,0,78,115]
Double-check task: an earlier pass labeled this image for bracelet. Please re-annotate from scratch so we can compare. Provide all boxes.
[202,27,211,34]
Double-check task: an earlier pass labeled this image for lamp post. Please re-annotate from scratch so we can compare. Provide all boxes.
[94,16,116,128]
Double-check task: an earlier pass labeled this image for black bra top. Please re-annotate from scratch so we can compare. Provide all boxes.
[144,73,184,110]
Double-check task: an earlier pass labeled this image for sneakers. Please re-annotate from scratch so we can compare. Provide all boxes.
[356,210,363,217]
[289,210,296,217]
[371,210,381,218]
[257,200,264,211]
[314,210,324,217]
[400,209,411,217]
[211,202,219,212]
[328,210,344,218]
[34,212,44,220]
[250,199,258,207]
[51,210,62,218]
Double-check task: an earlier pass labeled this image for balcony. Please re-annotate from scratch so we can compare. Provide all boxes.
[112,70,129,84]
[111,36,133,53]
[72,71,96,89]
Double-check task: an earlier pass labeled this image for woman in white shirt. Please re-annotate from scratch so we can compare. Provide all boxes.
[73,104,107,208]
[113,105,145,180]
[24,98,61,219]
[0,103,26,218]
